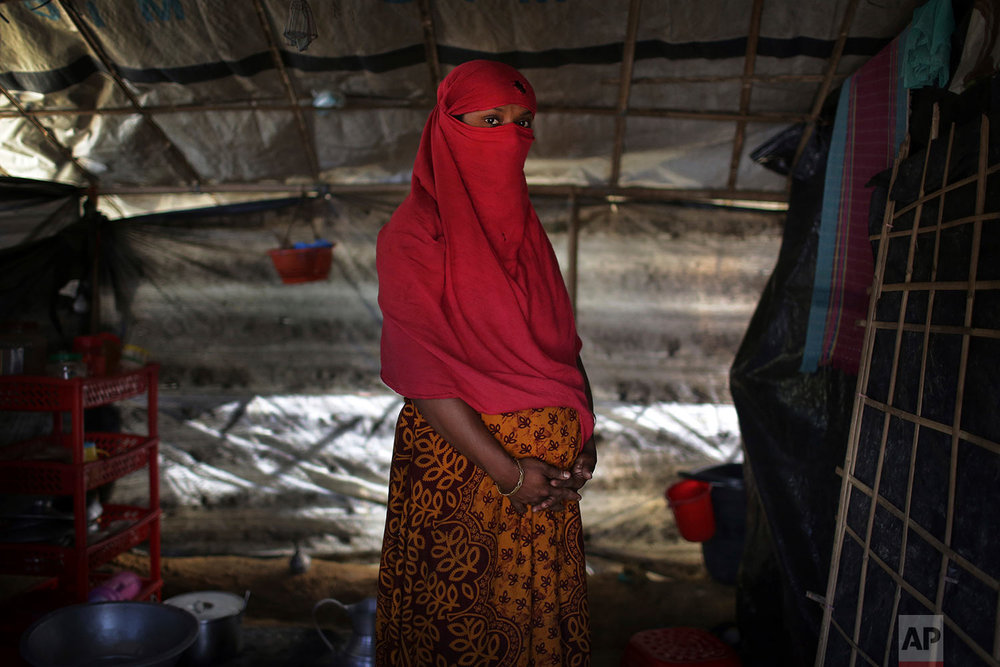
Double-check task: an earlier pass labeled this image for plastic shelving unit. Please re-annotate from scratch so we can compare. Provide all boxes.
[0,364,161,603]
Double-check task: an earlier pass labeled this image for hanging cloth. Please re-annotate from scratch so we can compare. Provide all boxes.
[903,0,955,89]
[377,60,594,445]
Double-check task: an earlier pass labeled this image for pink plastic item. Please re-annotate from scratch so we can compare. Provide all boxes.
[88,570,142,602]
[621,627,741,667]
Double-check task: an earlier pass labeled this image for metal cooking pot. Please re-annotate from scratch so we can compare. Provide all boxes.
[164,590,249,666]
[20,601,199,667]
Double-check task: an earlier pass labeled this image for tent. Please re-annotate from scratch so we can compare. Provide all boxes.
[3,1,1000,665]
[0,0,926,218]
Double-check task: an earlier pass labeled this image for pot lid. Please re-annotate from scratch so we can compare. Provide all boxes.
[164,590,246,621]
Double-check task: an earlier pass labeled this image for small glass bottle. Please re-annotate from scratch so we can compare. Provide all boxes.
[45,352,88,379]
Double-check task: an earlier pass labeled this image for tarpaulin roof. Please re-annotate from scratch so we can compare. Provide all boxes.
[0,0,925,218]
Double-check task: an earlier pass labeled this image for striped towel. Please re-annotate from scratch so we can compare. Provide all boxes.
[800,30,909,373]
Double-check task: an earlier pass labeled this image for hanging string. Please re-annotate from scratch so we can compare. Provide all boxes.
[283,0,317,52]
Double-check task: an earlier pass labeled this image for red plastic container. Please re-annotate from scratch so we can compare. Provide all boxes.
[621,627,741,667]
[268,245,334,284]
[73,333,121,376]
[666,479,716,542]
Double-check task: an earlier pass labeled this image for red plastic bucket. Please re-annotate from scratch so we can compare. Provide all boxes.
[268,245,334,284]
[666,479,716,542]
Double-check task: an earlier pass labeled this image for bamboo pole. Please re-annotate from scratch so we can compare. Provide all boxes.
[850,130,933,662]
[788,0,860,185]
[92,181,788,206]
[878,278,1000,292]
[566,190,580,313]
[858,395,1000,456]
[886,114,952,664]
[0,81,96,185]
[621,73,843,85]
[727,0,765,190]
[0,96,423,118]
[251,0,320,179]
[876,162,1000,221]
[867,320,1000,341]
[417,0,442,91]
[877,109,938,666]
[877,210,1000,239]
[57,0,202,186]
[609,0,643,187]
[814,132,908,666]
[936,115,989,616]
[842,475,1000,594]
[840,522,1000,666]
[0,102,807,125]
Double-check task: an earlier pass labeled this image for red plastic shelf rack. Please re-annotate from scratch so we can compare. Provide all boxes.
[0,432,156,494]
[0,364,161,603]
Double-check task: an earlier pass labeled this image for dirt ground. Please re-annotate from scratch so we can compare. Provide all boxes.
[1,535,737,666]
[1,464,740,665]
[113,541,737,665]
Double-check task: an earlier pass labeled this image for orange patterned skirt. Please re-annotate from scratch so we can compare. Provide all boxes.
[376,400,591,666]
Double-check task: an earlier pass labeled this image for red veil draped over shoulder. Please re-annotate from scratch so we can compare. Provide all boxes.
[376,60,594,444]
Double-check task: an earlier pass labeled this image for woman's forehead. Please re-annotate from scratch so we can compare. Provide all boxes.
[482,104,533,115]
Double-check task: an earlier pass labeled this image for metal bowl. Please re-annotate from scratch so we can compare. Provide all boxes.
[20,601,199,667]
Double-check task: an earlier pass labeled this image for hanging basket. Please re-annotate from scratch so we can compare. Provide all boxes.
[268,243,335,284]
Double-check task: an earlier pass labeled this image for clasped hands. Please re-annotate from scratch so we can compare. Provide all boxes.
[505,438,597,514]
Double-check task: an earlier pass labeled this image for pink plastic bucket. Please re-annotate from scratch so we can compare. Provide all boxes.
[666,479,716,542]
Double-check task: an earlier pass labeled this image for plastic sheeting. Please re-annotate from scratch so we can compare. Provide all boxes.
[102,393,743,558]
[730,123,859,666]
[0,0,924,217]
[0,177,79,249]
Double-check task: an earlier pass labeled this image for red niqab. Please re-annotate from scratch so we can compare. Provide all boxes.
[376,60,594,444]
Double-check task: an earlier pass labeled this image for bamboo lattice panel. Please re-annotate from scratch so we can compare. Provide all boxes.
[817,113,1000,666]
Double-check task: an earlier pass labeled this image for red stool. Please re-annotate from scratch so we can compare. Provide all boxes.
[621,627,741,667]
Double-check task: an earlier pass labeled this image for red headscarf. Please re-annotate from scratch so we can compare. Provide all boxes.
[377,60,594,445]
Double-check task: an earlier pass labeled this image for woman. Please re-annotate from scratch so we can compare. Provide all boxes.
[376,59,597,666]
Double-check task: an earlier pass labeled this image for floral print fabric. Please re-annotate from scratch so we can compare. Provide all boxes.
[376,400,591,666]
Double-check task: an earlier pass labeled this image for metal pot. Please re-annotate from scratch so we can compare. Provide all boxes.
[20,601,199,667]
[164,590,248,666]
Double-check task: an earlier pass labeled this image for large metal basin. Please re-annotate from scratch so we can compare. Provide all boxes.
[20,601,199,667]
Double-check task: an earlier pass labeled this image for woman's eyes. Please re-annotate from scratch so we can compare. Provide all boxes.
[481,115,531,128]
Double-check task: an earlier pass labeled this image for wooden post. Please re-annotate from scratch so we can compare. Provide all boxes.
[88,196,101,335]
[567,190,580,314]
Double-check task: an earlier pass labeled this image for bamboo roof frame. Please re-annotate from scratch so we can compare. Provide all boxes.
[417,0,443,97]
[55,0,202,187]
[0,79,97,185]
[788,0,860,186]
[0,102,809,125]
[0,0,899,209]
[251,0,319,180]
[728,0,765,190]
[609,0,642,188]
